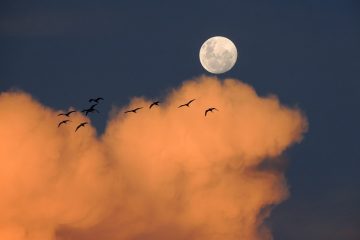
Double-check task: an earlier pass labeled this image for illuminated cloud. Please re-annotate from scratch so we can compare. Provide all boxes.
[0,76,307,240]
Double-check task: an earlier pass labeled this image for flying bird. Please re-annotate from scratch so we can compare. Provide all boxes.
[89,97,104,103]
[178,99,196,108]
[81,108,99,116]
[149,101,160,109]
[124,107,143,113]
[205,107,218,116]
[75,122,88,132]
[57,110,76,117]
[58,119,70,127]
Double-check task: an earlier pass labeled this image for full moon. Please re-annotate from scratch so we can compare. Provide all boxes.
[199,36,237,74]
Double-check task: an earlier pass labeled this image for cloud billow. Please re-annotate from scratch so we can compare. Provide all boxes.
[0,76,307,240]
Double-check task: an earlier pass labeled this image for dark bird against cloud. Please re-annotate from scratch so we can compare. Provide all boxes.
[149,101,160,109]
[178,99,196,108]
[205,107,218,116]
[124,107,143,113]
[57,110,76,117]
[75,122,88,132]
[58,119,70,127]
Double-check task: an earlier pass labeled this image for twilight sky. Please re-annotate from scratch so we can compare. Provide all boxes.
[0,0,359,239]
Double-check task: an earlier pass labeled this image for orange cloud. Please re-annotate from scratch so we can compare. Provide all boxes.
[0,76,307,240]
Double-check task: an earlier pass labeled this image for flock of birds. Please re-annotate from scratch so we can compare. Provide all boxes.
[57,97,104,131]
[57,97,218,132]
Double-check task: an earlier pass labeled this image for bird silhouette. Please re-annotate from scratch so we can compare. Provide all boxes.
[81,108,99,116]
[149,101,160,109]
[57,110,76,117]
[124,107,143,113]
[75,122,88,132]
[178,99,196,108]
[89,97,104,103]
[205,107,218,116]
[58,119,70,127]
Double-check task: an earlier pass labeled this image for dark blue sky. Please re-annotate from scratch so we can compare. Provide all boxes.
[1,0,359,239]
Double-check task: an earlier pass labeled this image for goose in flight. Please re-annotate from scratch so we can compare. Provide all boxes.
[58,119,70,127]
[124,107,143,113]
[75,122,88,132]
[57,110,76,117]
[205,107,218,116]
[149,101,160,109]
[89,97,104,103]
[178,99,196,108]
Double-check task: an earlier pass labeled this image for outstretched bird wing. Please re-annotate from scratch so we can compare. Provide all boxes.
[149,101,159,109]
[205,107,219,116]
[178,104,186,108]
[187,99,196,105]
[96,97,104,101]
[125,107,142,113]
[75,125,81,132]
[75,122,87,132]
[67,110,76,116]
[178,99,196,108]
[57,113,66,116]
[58,120,70,127]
